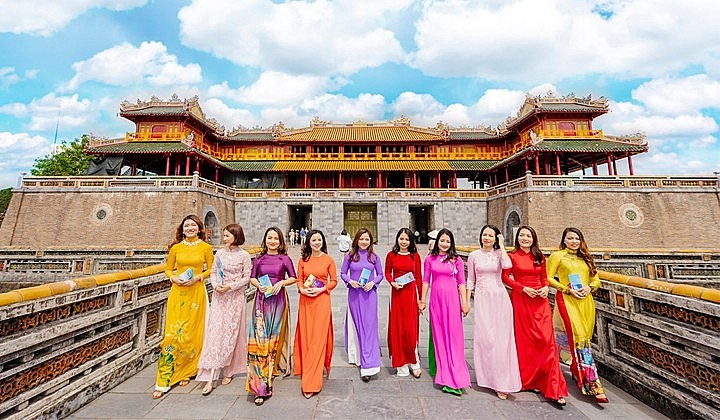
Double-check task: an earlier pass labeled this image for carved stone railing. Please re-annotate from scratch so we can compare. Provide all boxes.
[593,271,720,419]
[0,247,168,290]
[0,249,260,420]
[456,248,720,418]
[15,173,720,199]
[0,265,168,419]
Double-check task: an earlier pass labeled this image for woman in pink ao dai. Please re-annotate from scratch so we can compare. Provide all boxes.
[466,224,521,399]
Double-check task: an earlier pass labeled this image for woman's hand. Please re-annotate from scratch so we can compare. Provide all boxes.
[497,234,505,248]
[522,286,538,298]
[418,300,426,314]
[362,282,374,292]
[536,285,549,299]
[569,287,587,299]
[390,281,403,290]
[270,282,283,296]
[214,284,230,293]
[461,301,471,317]
[348,280,361,289]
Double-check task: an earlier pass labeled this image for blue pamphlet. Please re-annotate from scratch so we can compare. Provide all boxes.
[394,271,415,286]
[258,274,273,297]
[177,268,193,282]
[359,268,372,285]
[568,273,583,291]
[215,257,224,285]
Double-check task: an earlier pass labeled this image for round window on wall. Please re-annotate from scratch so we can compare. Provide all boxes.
[618,204,644,228]
[92,204,113,224]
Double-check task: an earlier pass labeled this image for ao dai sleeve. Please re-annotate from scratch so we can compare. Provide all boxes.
[413,253,422,296]
[165,245,178,278]
[500,251,512,269]
[546,251,568,294]
[372,254,384,285]
[340,253,351,285]
[384,252,394,284]
[209,249,222,287]
[200,244,214,280]
[325,255,338,292]
[282,254,297,280]
[455,257,466,286]
[589,268,601,291]
[227,250,251,291]
[501,253,523,292]
[465,252,477,290]
[422,256,432,284]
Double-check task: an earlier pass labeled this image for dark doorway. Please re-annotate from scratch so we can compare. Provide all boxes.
[288,205,312,231]
[386,172,404,189]
[409,205,433,243]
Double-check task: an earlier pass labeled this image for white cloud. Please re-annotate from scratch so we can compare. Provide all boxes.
[64,41,202,90]
[178,0,408,76]
[409,0,720,82]
[0,132,52,188]
[208,72,347,106]
[0,93,97,131]
[0,0,147,36]
[631,74,720,114]
[200,98,262,130]
[0,67,38,87]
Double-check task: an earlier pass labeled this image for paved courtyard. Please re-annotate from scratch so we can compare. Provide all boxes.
[69,244,666,419]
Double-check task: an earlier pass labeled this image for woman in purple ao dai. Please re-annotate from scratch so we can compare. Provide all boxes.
[466,224,521,399]
[340,228,384,382]
[419,228,471,395]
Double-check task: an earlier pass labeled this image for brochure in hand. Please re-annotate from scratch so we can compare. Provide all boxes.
[394,271,415,286]
[177,268,194,282]
[358,268,372,285]
[568,273,584,291]
[258,274,273,297]
[303,274,324,289]
[215,257,224,285]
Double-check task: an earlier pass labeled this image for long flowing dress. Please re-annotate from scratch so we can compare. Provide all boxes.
[547,248,606,398]
[467,249,521,393]
[502,250,568,400]
[423,254,471,390]
[196,247,251,382]
[246,253,296,397]
[293,253,338,394]
[385,251,422,371]
[155,239,213,392]
[341,250,384,377]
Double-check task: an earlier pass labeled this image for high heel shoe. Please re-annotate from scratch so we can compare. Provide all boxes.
[595,393,608,404]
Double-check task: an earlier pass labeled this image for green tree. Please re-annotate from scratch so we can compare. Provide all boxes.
[31,135,93,176]
[0,187,11,223]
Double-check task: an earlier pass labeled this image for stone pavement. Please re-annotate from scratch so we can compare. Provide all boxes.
[69,244,666,420]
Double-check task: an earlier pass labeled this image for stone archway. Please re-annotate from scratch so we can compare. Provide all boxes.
[504,205,522,247]
[204,211,220,245]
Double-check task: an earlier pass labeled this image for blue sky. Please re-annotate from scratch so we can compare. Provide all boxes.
[1,0,719,188]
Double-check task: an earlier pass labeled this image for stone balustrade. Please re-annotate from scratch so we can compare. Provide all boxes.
[456,248,720,418]
[0,250,260,420]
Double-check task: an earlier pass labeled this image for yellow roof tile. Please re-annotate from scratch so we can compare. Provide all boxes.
[277,125,445,142]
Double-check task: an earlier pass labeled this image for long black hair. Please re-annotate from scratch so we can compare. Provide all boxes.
[392,227,417,258]
[513,225,544,266]
[301,229,328,261]
[430,228,458,262]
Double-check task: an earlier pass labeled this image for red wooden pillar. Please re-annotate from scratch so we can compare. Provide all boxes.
[606,154,613,175]
[412,171,418,188]
[612,157,618,176]
[627,153,634,175]
[493,172,498,186]
[131,163,137,176]
[555,153,561,175]
[591,156,598,175]
[195,159,201,175]
[214,167,219,183]
[185,155,191,176]
[303,172,309,188]
[338,171,343,188]
[175,158,181,175]
[534,154,541,175]
[377,171,383,188]
[436,172,442,188]
[505,166,509,182]
[451,172,457,188]
[524,159,529,173]
[165,155,171,176]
